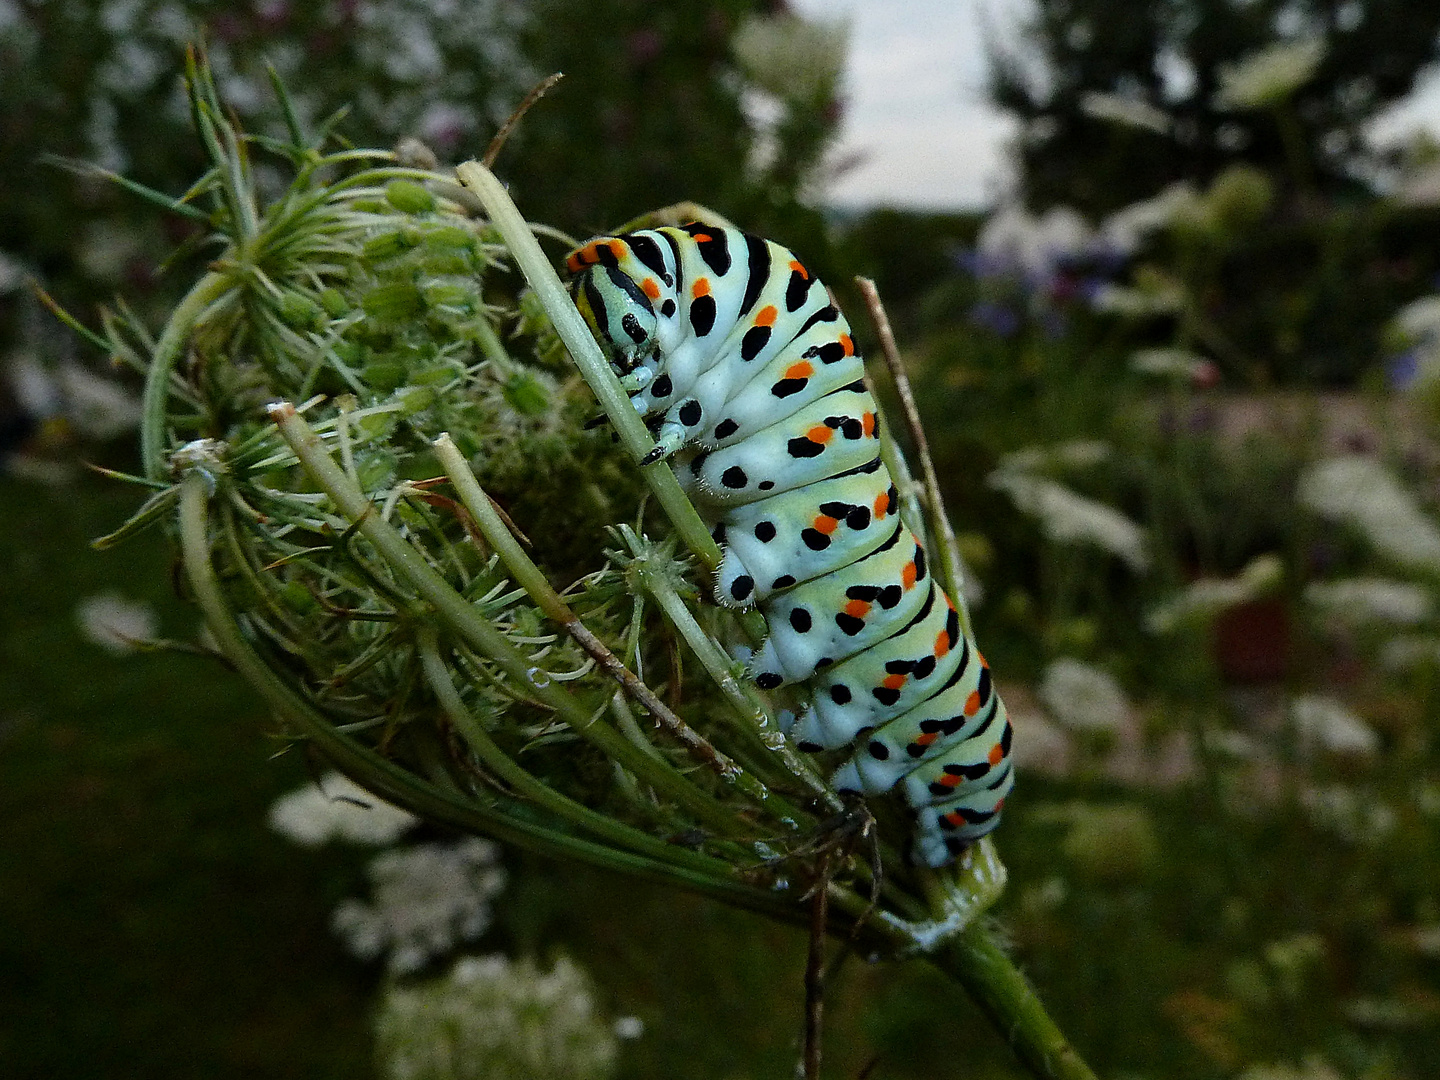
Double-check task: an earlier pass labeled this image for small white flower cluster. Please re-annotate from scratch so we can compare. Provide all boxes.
[75,592,157,654]
[1305,577,1433,627]
[1290,695,1380,757]
[1214,37,1326,111]
[996,440,1111,476]
[1379,634,1440,672]
[1297,456,1440,573]
[1079,90,1170,135]
[7,356,142,443]
[333,838,507,974]
[374,954,619,1080]
[1038,658,1131,734]
[976,204,1095,287]
[1299,784,1395,846]
[268,771,419,848]
[989,467,1149,572]
[1146,553,1284,634]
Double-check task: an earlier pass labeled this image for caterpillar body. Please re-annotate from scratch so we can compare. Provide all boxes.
[567,223,1013,867]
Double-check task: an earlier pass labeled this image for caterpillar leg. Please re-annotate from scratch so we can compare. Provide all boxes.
[639,420,689,466]
[618,366,655,393]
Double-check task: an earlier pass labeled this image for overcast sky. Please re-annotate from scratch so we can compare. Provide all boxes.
[789,0,1440,211]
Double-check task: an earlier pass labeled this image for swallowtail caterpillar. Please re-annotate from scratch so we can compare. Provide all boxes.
[567,223,1012,867]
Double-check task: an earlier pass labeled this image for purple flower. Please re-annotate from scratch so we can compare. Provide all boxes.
[970,301,1021,338]
[1387,350,1419,391]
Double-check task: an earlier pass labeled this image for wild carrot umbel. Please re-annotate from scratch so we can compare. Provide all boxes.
[78,53,1098,1080]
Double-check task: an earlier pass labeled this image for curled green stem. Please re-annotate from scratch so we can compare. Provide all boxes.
[141,270,234,479]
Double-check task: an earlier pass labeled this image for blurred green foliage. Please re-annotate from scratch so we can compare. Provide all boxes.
[5,2,1440,1080]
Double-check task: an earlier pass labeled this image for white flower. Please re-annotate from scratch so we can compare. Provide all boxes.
[997,440,1111,475]
[57,362,142,440]
[1099,182,1203,254]
[1130,347,1210,380]
[1146,553,1284,633]
[1038,658,1130,733]
[0,249,23,294]
[1087,280,1185,317]
[1305,577,1432,626]
[1297,456,1440,573]
[333,838,506,973]
[267,771,418,847]
[1379,634,1440,671]
[375,954,618,1080]
[75,592,157,653]
[1215,37,1326,110]
[1393,295,1440,343]
[989,470,1149,571]
[1300,784,1395,845]
[978,204,1094,284]
[1080,91,1170,135]
[612,1016,644,1040]
[1291,695,1380,757]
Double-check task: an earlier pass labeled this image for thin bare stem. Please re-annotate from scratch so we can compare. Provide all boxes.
[483,73,564,168]
[804,861,830,1080]
[856,277,972,635]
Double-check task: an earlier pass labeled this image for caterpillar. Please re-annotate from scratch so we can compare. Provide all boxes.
[566,222,1013,867]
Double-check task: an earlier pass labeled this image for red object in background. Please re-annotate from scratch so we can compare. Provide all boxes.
[1213,596,1290,683]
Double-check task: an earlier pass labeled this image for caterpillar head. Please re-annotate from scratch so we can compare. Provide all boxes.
[570,262,659,379]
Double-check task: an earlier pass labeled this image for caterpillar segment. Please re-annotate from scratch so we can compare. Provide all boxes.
[568,222,1013,867]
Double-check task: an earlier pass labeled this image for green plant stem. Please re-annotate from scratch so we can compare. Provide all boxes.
[141,270,233,479]
[268,402,747,839]
[453,160,722,572]
[856,277,973,638]
[932,928,1100,1080]
[175,471,816,924]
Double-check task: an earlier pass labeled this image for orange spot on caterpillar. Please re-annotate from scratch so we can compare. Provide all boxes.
[901,561,918,589]
[607,239,627,257]
[934,631,950,658]
[843,599,871,619]
[806,425,833,444]
[789,259,809,279]
[881,673,906,691]
[812,515,839,535]
[939,772,962,788]
[964,691,981,716]
[862,411,876,437]
[692,278,711,298]
[943,810,965,827]
[755,305,778,327]
[641,278,661,299]
[988,742,1005,766]
[873,492,889,520]
[691,232,713,242]
[785,361,815,380]
[914,731,938,748]
[840,334,854,356]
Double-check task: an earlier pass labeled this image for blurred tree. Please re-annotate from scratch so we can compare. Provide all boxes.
[989,0,1440,216]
